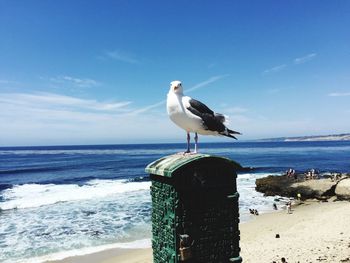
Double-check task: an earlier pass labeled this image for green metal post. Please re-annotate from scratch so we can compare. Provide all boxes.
[146,154,243,263]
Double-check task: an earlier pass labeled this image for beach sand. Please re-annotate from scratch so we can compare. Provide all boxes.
[47,248,153,263]
[48,200,350,263]
[240,200,350,262]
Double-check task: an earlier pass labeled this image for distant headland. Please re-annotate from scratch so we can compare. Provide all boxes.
[257,133,350,142]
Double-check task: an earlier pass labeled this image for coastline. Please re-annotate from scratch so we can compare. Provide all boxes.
[46,200,350,263]
[46,248,152,263]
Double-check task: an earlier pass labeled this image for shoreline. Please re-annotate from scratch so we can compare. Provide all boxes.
[45,199,350,263]
[45,248,152,263]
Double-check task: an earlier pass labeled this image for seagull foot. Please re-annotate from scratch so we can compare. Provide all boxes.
[175,151,190,155]
[183,151,198,156]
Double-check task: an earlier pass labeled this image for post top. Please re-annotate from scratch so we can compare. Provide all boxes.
[145,153,242,177]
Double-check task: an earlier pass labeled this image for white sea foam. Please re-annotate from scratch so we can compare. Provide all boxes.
[0,184,152,263]
[238,172,280,181]
[236,172,282,222]
[237,173,253,179]
[0,179,151,210]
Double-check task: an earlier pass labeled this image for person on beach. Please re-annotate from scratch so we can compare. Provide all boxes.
[249,208,259,215]
[286,168,296,178]
[273,203,278,210]
[286,202,292,214]
[286,168,295,178]
[305,171,311,180]
[286,169,290,177]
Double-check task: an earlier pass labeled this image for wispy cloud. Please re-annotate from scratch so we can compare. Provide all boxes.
[262,64,287,75]
[0,92,131,112]
[207,63,217,69]
[0,79,21,89]
[328,92,350,97]
[267,88,282,94]
[0,79,18,85]
[102,50,139,64]
[128,101,166,115]
[0,92,175,146]
[127,75,229,115]
[49,75,100,88]
[262,53,317,76]
[294,53,317,64]
[187,75,229,93]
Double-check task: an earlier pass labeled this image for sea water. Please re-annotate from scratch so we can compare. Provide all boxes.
[1,141,350,262]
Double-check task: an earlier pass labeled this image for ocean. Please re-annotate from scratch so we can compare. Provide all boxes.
[1,141,350,263]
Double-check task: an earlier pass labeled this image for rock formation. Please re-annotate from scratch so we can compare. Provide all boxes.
[255,174,350,200]
[335,178,350,200]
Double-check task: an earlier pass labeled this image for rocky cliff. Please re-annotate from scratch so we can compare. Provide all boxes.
[255,175,350,200]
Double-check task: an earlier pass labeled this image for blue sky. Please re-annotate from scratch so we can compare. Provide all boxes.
[1,1,350,146]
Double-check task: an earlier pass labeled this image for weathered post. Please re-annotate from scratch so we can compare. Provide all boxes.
[145,154,242,263]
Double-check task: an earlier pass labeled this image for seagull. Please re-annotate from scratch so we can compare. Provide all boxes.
[166,80,241,153]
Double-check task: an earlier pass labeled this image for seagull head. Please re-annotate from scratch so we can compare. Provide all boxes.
[170,80,183,95]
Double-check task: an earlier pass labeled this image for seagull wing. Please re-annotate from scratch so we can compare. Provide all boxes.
[186,98,225,131]
[186,98,214,116]
[186,98,241,139]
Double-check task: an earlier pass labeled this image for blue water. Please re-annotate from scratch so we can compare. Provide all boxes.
[0,141,350,262]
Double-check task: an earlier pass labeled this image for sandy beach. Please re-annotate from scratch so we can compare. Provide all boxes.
[48,200,350,263]
[240,200,350,262]
[46,248,153,263]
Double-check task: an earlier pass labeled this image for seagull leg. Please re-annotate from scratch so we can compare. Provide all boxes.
[185,132,191,153]
[194,132,198,153]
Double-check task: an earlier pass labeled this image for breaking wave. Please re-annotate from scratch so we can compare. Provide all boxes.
[0,179,151,210]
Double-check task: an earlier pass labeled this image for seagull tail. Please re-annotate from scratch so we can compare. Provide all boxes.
[222,128,242,140]
[228,128,241,135]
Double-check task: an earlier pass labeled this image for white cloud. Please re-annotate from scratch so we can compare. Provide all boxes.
[262,64,287,75]
[0,102,173,146]
[0,79,18,84]
[186,75,230,93]
[127,100,166,115]
[49,75,100,88]
[294,53,317,64]
[328,92,350,97]
[103,50,139,64]
[0,92,131,112]
[0,91,178,146]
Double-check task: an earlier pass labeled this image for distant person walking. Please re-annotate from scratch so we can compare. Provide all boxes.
[287,201,292,214]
